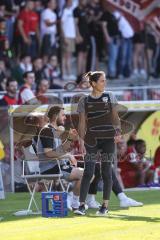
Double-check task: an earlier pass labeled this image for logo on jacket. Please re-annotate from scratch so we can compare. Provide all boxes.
[102,96,109,103]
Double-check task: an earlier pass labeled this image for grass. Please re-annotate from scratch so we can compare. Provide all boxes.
[0,190,160,240]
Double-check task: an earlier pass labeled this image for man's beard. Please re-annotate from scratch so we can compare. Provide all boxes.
[57,118,64,126]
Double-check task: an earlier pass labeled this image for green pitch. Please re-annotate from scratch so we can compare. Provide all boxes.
[0,190,160,240]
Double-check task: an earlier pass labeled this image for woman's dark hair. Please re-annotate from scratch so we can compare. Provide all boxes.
[84,71,105,85]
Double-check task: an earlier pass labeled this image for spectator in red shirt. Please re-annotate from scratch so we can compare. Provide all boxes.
[118,138,154,187]
[135,139,154,186]
[153,137,160,168]
[0,78,18,106]
[16,0,39,58]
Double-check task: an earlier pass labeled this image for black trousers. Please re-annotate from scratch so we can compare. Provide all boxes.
[79,139,115,202]
[88,164,122,196]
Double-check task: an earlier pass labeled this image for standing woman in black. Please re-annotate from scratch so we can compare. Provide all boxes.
[74,71,121,216]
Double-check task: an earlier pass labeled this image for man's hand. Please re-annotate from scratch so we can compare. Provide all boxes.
[76,35,83,44]
[62,153,77,167]
[24,37,31,45]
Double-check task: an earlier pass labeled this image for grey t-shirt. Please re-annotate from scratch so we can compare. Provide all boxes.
[77,91,118,113]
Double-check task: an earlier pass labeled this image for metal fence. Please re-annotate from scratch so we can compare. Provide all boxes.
[0,85,160,103]
[47,85,160,103]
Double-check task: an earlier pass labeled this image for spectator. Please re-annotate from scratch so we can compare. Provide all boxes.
[16,0,39,58]
[40,0,57,57]
[18,71,38,104]
[44,54,62,89]
[86,0,103,71]
[74,0,90,83]
[0,17,11,59]
[0,59,8,91]
[153,16,160,77]
[34,0,44,16]
[101,11,121,79]
[101,10,121,79]
[61,0,76,81]
[145,20,159,77]
[135,139,154,186]
[118,138,154,187]
[0,2,5,18]
[33,57,46,83]
[118,138,139,188]
[132,22,147,79]
[19,55,33,73]
[113,11,134,78]
[153,136,160,169]
[0,78,18,106]
[36,78,49,103]
[12,55,33,86]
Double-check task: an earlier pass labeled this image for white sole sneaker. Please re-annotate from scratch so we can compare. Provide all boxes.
[74,209,86,216]
[96,208,108,217]
[120,198,143,208]
[86,201,101,209]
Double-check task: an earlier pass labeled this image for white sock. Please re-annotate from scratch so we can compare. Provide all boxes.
[117,192,128,201]
[73,194,79,202]
[68,191,73,198]
[87,194,95,202]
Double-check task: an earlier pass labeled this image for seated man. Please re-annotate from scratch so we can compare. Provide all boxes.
[34,106,84,210]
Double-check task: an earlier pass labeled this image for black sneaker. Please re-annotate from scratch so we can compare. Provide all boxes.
[74,204,86,216]
[96,204,108,216]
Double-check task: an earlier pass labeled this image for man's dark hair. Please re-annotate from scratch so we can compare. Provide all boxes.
[127,138,136,147]
[6,78,17,87]
[0,17,5,24]
[23,71,34,79]
[135,139,145,147]
[47,106,64,120]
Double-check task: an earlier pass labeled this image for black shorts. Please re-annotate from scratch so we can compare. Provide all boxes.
[41,164,73,180]
[146,33,156,50]
[76,38,90,53]
[133,31,145,44]
[41,34,57,56]
[41,165,60,174]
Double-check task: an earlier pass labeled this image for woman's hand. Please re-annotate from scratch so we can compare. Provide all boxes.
[68,128,78,141]
[78,139,86,155]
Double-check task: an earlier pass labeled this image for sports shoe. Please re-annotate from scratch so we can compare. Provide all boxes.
[72,200,80,210]
[96,204,108,216]
[86,199,101,209]
[74,204,86,215]
[120,197,143,208]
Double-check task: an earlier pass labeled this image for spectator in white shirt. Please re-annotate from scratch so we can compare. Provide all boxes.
[114,11,134,78]
[61,0,76,80]
[40,0,57,57]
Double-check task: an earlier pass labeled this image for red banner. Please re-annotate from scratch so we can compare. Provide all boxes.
[103,0,160,31]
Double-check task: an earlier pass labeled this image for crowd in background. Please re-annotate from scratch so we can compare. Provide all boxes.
[0,0,160,105]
